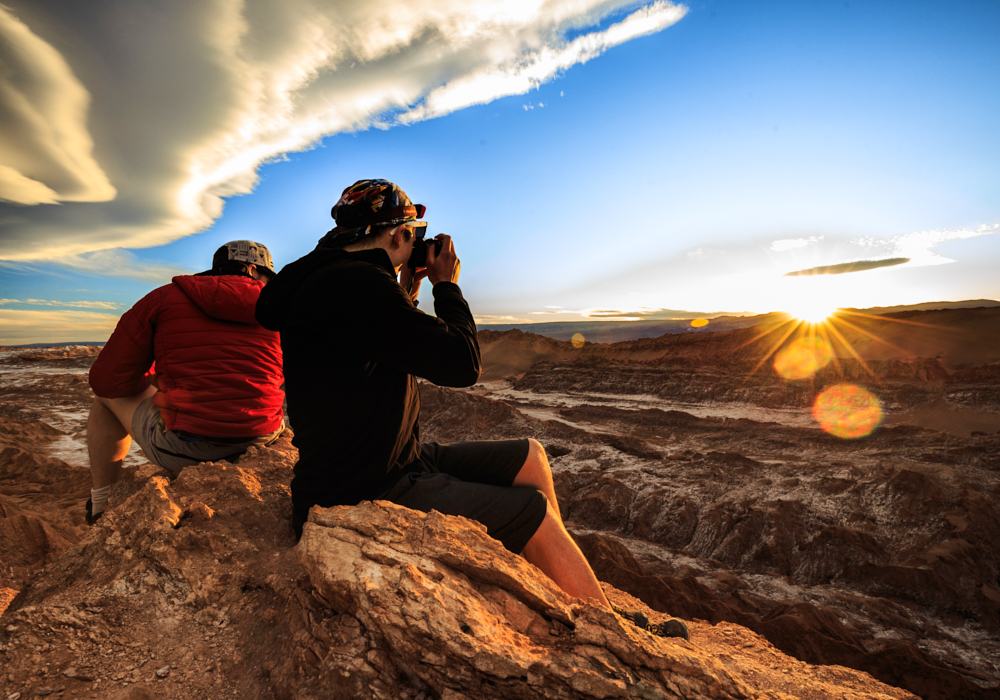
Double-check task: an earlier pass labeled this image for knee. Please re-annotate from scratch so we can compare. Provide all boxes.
[526,438,548,467]
[516,439,550,485]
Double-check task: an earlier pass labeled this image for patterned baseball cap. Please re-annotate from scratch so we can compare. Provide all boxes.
[212,240,275,276]
[331,179,425,228]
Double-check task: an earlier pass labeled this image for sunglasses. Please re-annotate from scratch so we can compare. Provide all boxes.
[404,221,428,239]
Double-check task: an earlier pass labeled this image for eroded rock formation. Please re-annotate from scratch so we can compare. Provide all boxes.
[3,311,1000,700]
[1,443,917,700]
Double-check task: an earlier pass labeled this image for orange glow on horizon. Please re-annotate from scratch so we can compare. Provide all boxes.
[690,318,709,328]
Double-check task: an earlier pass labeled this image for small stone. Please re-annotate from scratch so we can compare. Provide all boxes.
[63,668,77,678]
[6,692,22,700]
[36,689,53,697]
[156,666,171,678]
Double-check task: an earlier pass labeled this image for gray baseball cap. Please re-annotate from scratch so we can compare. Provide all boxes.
[212,240,275,277]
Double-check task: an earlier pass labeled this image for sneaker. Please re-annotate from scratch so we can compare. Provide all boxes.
[85,498,102,526]
[654,618,690,641]
[614,606,689,641]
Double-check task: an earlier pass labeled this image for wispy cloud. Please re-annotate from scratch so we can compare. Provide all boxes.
[0,309,119,346]
[854,223,1000,267]
[473,314,529,324]
[0,0,686,262]
[1,248,191,284]
[784,257,910,277]
[771,235,823,252]
[527,306,750,320]
[44,249,192,284]
[402,1,684,123]
[583,307,750,319]
[0,298,122,309]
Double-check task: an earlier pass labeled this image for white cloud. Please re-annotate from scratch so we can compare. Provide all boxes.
[45,249,192,284]
[853,223,1000,267]
[400,1,685,123]
[0,0,687,261]
[0,298,122,309]
[770,235,823,252]
[0,308,119,346]
[473,314,523,323]
[0,7,116,205]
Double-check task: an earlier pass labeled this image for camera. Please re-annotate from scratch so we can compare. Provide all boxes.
[407,237,443,269]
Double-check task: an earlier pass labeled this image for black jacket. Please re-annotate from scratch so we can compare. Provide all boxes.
[255,246,480,514]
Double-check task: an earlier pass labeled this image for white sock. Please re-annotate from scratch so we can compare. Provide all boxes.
[90,485,111,515]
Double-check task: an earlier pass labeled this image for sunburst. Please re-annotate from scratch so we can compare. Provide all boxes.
[786,302,836,325]
[726,306,955,440]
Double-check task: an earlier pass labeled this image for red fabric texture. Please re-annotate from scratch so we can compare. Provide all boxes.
[89,275,284,438]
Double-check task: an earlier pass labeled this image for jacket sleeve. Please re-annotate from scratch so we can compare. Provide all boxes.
[344,269,481,387]
[88,288,160,398]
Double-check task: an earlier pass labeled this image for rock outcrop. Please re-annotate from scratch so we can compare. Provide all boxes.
[4,314,1000,700]
[1,442,918,700]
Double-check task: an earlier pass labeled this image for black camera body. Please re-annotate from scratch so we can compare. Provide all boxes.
[407,237,443,269]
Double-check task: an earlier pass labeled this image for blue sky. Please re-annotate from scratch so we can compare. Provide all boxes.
[1,0,998,344]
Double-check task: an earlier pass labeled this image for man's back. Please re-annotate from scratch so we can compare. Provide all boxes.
[90,273,284,438]
[256,244,480,514]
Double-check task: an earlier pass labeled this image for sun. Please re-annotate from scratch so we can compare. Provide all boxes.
[786,302,836,325]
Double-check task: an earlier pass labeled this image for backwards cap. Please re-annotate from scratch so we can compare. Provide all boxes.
[212,240,275,277]
[319,179,425,248]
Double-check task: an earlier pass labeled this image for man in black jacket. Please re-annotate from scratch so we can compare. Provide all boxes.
[256,179,618,609]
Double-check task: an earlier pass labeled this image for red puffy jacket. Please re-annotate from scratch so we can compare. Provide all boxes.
[89,274,284,438]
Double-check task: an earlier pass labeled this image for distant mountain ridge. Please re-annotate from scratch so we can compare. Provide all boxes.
[3,300,998,348]
[479,299,1000,343]
[477,304,1000,381]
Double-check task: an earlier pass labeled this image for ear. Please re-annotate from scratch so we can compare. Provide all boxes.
[390,225,409,247]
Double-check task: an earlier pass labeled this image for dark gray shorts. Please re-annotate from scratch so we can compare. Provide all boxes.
[131,397,283,474]
[378,439,547,554]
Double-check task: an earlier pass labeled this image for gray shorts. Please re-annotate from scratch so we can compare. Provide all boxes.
[377,439,548,555]
[130,397,283,475]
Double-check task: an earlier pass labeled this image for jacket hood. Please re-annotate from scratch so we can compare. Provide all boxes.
[255,247,393,332]
[172,274,264,324]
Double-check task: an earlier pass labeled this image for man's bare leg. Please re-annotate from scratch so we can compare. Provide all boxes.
[514,438,611,607]
[88,386,156,490]
[520,502,610,607]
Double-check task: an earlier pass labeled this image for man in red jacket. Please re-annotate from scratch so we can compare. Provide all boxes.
[86,240,285,525]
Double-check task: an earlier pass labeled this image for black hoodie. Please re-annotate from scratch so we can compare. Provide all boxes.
[255,246,480,517]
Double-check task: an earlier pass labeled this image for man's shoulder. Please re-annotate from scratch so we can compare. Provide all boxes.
[306,249,396,287]
[125,281,176,315]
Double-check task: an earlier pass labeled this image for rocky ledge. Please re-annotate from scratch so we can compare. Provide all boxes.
[0,439,915,700]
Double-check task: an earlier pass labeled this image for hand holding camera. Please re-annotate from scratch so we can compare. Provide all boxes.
[425,234,460,286]
[408,237,442,269]
[409,233,460,286]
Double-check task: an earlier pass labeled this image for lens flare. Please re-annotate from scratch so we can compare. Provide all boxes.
[571,333,585,348]
[774,336,833,380]
[813,384,883,439]
[690,318,709,328]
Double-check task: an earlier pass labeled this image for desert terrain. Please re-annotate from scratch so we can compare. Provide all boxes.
[1,305,999,699]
